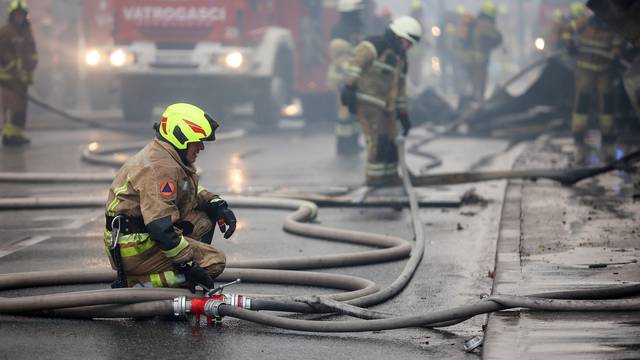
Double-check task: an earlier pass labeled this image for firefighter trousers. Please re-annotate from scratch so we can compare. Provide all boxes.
[571,67,615,145]
[335,92,359,155]
[468,60,489,101]
[106,211,226,288]
[1,82,28,138]
[356,102,400,186]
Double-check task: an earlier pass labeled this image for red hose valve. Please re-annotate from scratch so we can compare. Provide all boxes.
[173,293,252,325]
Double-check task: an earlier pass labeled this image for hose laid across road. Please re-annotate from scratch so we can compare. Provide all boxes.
[0,136,426,322]
[1,136,638,334]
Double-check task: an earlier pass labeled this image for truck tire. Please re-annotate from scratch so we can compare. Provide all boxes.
[120,80,154,123]
[254,75,287,127]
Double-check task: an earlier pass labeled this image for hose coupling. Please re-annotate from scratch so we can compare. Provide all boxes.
[173,294,252,325]
[204,293,252,320]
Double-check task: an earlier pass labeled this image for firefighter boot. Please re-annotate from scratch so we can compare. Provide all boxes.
[573,144,587,166]
[336,116,360,155]
[602,143,617,163]
[1,123,29,147]
[367,174,403,188]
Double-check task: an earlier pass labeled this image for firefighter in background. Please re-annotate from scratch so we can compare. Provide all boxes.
[0,0,37,147]
[559,2,588,50]
[568,15,624,164]
[104,103,236,289]
[464,1,502,101]
[407,0,427,88]
[548,8,565,51]
[328,0,365,155]
[341,16,423,187]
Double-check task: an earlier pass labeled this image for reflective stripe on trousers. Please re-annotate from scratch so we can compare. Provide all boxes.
[103,231,187,260]
[356,92,386,109]
[103,231,155,257]
[366,162,398,177]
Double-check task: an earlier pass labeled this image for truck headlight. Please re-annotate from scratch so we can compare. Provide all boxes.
[85,49,102,67]
[534,37,545,51]
[110,49,133,67]
[224,51,244,69]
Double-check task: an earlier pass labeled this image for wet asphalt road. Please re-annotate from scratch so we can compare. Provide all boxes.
[0,113,517,359]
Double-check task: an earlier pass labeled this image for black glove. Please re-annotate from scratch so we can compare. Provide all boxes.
[174,221,194,236]
[205,199,237,239]
[398,112,411,136]
[177,261,216,291]
[340,86,357,115]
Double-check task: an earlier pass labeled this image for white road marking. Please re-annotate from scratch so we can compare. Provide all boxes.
[0,235,51,258]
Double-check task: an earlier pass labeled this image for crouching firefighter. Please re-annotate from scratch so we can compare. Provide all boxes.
[341,16,422,186]
[104,103,237,290]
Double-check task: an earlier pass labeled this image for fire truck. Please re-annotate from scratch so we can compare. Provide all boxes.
[81,0,339,125]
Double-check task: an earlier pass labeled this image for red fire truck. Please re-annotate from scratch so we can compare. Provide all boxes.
[81,0,339,125]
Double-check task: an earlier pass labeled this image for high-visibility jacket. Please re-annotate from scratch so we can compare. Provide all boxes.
[104,139,221,266]
[327,16,363,90]
[465,14,502,65]
[345,32,408,115]
[573,16,623,72]
[327,38,354,90]
[0,21,37,84]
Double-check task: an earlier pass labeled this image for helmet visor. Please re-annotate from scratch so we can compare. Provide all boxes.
[203,113,219,142]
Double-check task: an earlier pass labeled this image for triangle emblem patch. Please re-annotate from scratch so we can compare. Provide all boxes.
[160,181,175,197]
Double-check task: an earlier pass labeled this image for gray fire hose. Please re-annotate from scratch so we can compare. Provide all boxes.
[1,136,638,335]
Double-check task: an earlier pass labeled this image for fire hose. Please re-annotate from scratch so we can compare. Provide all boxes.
[1,137,639,333]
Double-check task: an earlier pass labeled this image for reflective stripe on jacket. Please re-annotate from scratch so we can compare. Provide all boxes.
[346,38,408,113]
[0,22,37,84]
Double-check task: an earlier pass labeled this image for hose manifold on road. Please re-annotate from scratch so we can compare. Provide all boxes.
[0,137,638,334]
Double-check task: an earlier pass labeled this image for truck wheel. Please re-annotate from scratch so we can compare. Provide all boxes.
[120,83,154,123]
[254,76,286,127]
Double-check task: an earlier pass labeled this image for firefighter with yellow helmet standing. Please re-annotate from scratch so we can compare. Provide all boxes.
[104,103,236,289]
[328,0,365,155]
[465,1,502,101]
[568,14,624,163]
[0,0,37,146]
[341,16,422,186]
[559,2,588,50]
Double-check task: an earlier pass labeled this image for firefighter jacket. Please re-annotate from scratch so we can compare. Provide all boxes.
[104,139,221,266]
[327,16,363,90]
[572,16,624,72]
[466,14,502,65]
[345,32,409,115]
[0,21,37,84]
[327,38,354,90]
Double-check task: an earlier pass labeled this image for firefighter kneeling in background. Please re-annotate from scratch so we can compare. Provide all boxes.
[569,15,624,164]
[104,103,236,290]
[0,0,37,147]
[328,0,365,155]
[341,16,422,187]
